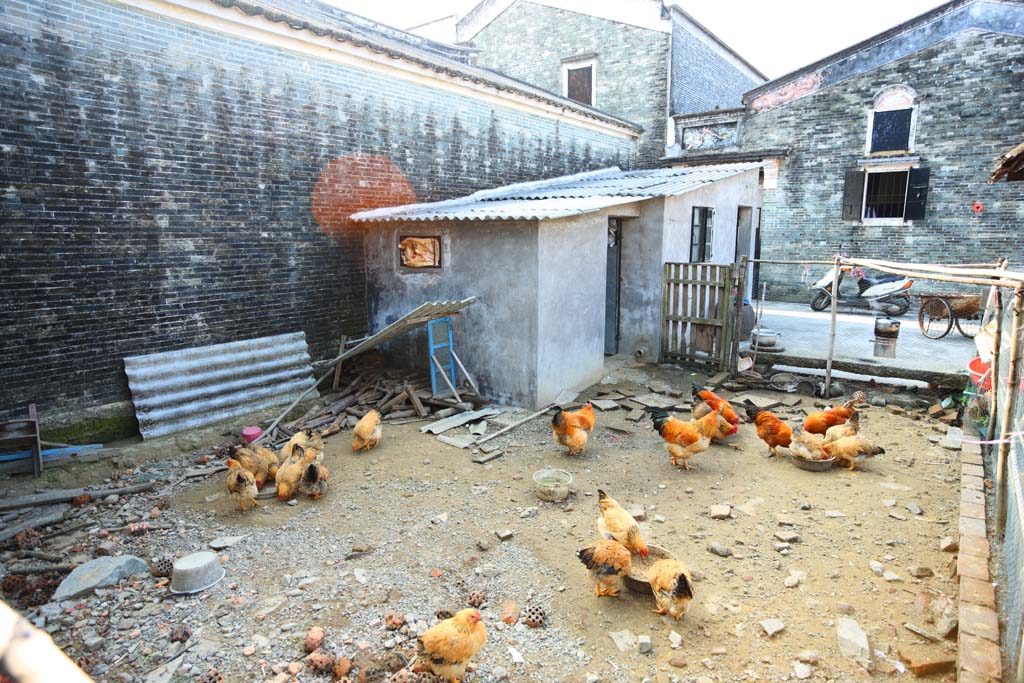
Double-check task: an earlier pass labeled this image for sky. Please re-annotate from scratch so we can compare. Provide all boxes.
[329,0,948,79]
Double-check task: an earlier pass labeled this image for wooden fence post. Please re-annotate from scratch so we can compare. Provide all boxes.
[987,288,1003,444]
[824,257,841,399]
[996,286,1024,536]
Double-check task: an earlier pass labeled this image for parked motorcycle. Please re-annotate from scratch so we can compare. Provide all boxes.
[809,265,913,316]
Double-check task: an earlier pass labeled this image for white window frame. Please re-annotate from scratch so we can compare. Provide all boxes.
[562,57,596,107]
[864,85,918,156]
[858,161,916,226]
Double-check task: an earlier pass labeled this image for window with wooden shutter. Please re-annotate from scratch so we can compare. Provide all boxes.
[566,66,593,106]
[690,207,713,262]
[904,167,930,220]
[841,170,866,221]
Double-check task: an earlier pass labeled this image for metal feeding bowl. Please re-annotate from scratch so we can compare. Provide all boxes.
[624,544,676,595]
[789,454,836,472]
[170,551,225,594]
[533,468,573,502]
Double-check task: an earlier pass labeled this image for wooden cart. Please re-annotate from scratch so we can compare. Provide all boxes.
[917,293,983,339]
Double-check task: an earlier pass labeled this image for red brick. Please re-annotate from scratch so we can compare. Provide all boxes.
[957,553,989,581]
[959,633,1002,679]
[897,643,955,676]
[960,534,990,558]
[963,475,984,491]
[960,516,986,538]
[960,577,996,608]
[960,501,986,520]
[959,603,1000,642]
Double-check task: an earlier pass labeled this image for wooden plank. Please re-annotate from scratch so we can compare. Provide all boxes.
[765,354,966,388]
[0,505,70,543]
[28,404,41,478]
[405,382,427,417]
[431,354,462,402]
[475,405,552,445]
[420,407,501,435]
[450,350,481,396]
[664,315,724,326]
[331,335,348,391]
[663,278,729,286]
[0,482,156,513]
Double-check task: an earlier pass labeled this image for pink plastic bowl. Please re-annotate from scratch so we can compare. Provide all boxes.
[241,426,263,443]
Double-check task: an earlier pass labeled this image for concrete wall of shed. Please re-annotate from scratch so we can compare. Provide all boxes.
[365,220,540,407]
[536,212,609,405]
[663,169,762,298]
[617,198,667,362]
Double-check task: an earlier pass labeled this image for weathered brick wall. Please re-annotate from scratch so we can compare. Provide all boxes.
[0,0,635,422]
[669,18,761,116]
[468,2,669,166]
[742,32,1024,301]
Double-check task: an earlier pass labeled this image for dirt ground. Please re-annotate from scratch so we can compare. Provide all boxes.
[15,361,964,683]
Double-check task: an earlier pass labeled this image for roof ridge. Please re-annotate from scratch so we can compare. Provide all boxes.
[469,167,623,200]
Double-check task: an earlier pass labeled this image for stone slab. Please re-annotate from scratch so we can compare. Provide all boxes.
[959,577,996,608]
[958,633,1002,679]
[959,517,986,538]
[959,603,999,643]
[960,501,986,520]
[956,553,989,581]
[959,534,990,559]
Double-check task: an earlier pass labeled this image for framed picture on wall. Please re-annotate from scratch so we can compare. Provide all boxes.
[398,236,441,269]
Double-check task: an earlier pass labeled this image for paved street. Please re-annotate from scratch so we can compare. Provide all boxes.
[743,301,977,378]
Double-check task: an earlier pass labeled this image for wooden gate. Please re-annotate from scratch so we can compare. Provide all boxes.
[662,262,742,370]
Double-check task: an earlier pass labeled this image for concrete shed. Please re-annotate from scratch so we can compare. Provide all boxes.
[353,163,763,407]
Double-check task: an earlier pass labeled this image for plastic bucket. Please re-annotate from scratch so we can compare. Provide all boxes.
[968,357,992,391]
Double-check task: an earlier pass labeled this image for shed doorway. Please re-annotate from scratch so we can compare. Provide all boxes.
[605,218,623,355]
[735,205,754,298]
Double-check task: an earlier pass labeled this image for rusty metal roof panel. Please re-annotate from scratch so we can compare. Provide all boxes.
[351,163,764,223]
[124,332,317,439]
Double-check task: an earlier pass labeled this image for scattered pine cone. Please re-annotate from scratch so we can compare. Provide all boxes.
[14,529,41,550]
[466,589,486,608]
[384,611,406,631]
[169,624,191,643]
[523,605,546,628]
[75,655,95,674]
[358,664,388,683]
[198,668,224,683]
[150,557,174,578]
[307,649,336,673]
[434,609,454,621]
[1,574,27,598]
[379,652,407,673]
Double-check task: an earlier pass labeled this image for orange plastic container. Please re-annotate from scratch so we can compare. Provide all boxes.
[968,356,992,391]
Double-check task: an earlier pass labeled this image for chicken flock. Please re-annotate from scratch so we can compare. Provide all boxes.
[221,381,885,681]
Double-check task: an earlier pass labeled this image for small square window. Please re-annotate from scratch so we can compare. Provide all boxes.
[398,236,441,269]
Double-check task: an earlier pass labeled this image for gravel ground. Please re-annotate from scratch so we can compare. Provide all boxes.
[3,360,965,683]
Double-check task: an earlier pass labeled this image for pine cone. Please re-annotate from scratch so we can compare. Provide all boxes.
[1,574,27,598]
[466,589,486,608]
[384,611,406,631]
[379,651,407,673]
[149,557,174,578]
[434,609,454,621]
[523,605,546,628]
[198,668,224,683]
[169,624,192,643]
[14,529,41,550]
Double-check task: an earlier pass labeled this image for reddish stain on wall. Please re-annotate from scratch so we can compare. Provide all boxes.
[312,154,416,237]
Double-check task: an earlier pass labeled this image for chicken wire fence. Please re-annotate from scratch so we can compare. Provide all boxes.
[991,294,1024,673]
[742,260,982,385]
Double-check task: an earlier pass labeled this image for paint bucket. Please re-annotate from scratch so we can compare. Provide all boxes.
[242,426,263,443]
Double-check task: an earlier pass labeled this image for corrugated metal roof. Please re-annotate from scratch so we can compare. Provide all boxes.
[351,162,764,222]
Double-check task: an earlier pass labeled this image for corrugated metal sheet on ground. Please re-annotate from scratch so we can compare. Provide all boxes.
[124,332,317,440]
[351,162,765,223]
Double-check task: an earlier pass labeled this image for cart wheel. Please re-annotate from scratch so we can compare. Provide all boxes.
[918,298,953,339]
[956,313,982,338]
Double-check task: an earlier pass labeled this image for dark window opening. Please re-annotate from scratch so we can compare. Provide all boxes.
[566,66,593,106]
[398,235,441,269]
[871,109,912,152]
[864,171,908,219]
[690,207,713,262]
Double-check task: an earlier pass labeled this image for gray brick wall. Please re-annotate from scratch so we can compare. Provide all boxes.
[741,32,1024,301]
[468,1,669,166]
[669,18,760,115]
[0,0,636,421]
